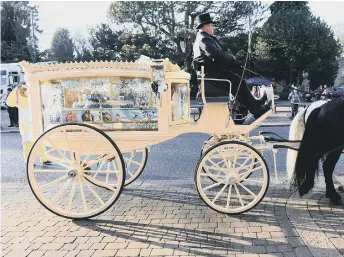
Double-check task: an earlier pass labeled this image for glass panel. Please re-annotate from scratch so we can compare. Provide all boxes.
[40,77,158,131]
[171,83,189,122]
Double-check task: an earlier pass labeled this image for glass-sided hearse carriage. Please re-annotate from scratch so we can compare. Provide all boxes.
[21,59,274,219]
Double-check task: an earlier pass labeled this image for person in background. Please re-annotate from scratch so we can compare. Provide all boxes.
[6,83,50,165]
[5,88,19,127]
[288,86,302,119]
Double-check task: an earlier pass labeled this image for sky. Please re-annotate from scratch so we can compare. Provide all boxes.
[33,1,344,51]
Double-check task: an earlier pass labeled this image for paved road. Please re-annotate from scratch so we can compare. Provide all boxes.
[3,103,344,257]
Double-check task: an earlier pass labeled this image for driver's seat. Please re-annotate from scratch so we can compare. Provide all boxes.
[195,69,248,125]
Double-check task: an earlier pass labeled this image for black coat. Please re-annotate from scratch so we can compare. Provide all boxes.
[193,31,239,75]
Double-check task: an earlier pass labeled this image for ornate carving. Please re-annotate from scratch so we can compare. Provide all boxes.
[163,59,181,72]
[19,60,152,73]
[19,59,182,74]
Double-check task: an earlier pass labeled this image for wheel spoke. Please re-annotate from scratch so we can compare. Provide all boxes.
[200,172,226,178]
[45,137,71,164]
[217,149,229,168]
[35,169,68,173]
[234,184,244,207]
[78,177,88,213]
[238,154,253,170]
[127,169,135,178]
[238,182,256,197]
[239,166,263,178]
[202,167,226,183]
[40,152,71,169]
[237,161,261,170]
[241,178,263,184]
[83,178,105,205]
[51,178,72,203]
[130,160,141,166]
[68,178,77,212]
[93,159,107,178]
[88,170,119,174]
[226,185,233,209]
[40,175,69,190]
[63,129,74,164]
[76,128,85,163]
[105,162,110,184]
[203,181,223,191]
[83,174,116,192]
[80,136,103,166]
[206,159,224,172]
[84,154,116,169]
[212,183,228,203]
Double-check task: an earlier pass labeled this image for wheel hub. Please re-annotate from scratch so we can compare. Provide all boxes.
[226,174,238,184]
[68,169,77,177]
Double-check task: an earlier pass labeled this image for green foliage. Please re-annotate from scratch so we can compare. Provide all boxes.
[50,28,74,62]
[255,2,341,88]
[1,2,41,63]
[107,1,264,70]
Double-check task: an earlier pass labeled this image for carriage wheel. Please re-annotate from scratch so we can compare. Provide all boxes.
[195,141,269,214]
[201,136,257,183]
[27,123,125,219]
[123,148,148,186]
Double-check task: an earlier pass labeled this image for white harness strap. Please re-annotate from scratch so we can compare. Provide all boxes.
[304,100,328,123]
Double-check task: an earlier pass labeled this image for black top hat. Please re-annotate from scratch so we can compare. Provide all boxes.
[195,13,216,29]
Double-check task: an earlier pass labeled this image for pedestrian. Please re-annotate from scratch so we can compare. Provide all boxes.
[192,13,271,122]
[288,86,302,119]
[6,83,50,164]
[5,88,19,127]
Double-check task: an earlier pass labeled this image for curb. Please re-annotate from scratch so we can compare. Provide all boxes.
[0,130,20,133]
[260,123,290,127]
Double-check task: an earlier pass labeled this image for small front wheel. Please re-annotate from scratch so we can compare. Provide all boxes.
[195,141,269,214]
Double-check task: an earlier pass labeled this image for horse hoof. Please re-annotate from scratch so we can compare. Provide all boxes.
[299,182,313,197]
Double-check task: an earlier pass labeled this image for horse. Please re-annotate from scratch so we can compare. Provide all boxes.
[286,98,344,205]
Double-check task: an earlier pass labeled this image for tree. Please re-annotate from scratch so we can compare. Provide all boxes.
[73,31,93,62]
[89,24,123,61]
[1,2,41,63]
[255,1,341,88]
[107,1,265,71]
[50,28,75,62]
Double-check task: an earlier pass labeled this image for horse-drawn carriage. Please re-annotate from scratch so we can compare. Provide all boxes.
[23,58,342,220]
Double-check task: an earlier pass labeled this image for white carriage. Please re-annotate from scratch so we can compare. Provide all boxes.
[22,59,275,219]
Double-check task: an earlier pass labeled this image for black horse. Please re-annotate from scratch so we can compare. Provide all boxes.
[289,98,344,205]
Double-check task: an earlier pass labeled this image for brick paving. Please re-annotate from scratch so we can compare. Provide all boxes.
[2,178,344,257]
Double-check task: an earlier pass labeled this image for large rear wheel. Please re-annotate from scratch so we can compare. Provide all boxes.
[27,123,125,219]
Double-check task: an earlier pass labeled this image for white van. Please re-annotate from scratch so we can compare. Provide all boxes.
[0,63,24,109]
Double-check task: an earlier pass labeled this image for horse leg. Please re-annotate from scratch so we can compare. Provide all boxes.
[323,149,342,205]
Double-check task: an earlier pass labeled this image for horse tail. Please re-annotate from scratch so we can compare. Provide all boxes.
[287,109,306,181]
[292,107,322,196]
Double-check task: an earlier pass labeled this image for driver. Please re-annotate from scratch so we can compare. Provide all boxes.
[193,13,271,121]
